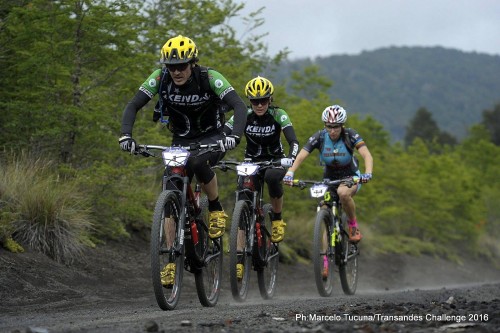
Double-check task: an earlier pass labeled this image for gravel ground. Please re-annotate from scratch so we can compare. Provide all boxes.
[1,234,499,333]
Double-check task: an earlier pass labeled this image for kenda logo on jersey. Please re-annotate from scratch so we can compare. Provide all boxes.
[246,124,276,134]
[168,93,210,104]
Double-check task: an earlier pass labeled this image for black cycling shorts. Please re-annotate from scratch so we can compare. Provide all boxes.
[172,132,225,184]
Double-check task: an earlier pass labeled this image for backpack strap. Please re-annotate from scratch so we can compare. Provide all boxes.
[153,67,170,124]
[195,65,212,93]
[344,130,354,155]
[153,65,231,125]
[154,66,209,123]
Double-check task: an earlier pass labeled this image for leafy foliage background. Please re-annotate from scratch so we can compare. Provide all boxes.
[273,47,500,141]
[1,0,499,263]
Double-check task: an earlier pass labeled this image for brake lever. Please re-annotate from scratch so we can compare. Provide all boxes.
[345,179,357,188]
[218,164,229,172]
[140,150,154,157]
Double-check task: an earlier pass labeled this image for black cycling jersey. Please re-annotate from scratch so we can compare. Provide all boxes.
[121,66,246,140]
[224,106,299,160]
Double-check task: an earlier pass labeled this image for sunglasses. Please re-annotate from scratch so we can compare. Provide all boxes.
[325,124,342,130]
[167,63,190,72]
[250,98,270,106]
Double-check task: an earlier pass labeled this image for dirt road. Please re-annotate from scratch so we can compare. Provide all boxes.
[1,235,499,333]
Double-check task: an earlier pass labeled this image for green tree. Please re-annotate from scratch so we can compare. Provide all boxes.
[482,103,500,145]
[0,0,145,164]
[404,107,456,150]
[0,0,281,241]
[459,127,500,259]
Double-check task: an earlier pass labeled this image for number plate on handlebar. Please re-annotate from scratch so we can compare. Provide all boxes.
[236,163,260,176]
[310,184,328,198]
[162,147,191,167]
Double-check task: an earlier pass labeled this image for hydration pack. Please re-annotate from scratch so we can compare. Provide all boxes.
[152,65,232,124]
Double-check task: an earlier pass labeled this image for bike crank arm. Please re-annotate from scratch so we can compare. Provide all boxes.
[203,240,223,265]
[267,248,279,262]
[343,247,359,263]
[204,251,222,266]
[159,246,182,257]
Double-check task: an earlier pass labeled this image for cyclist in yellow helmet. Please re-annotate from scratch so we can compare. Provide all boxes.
[225,76,299,244]
[119,35,247,287]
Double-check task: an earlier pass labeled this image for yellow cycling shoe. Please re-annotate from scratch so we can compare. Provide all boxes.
[3,236,25,253]
[208,210,227,239]
[236,263,244,281]
[271,219,286,243]
[160,263,176,288]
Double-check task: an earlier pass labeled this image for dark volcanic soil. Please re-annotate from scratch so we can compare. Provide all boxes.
[0,234,499,333]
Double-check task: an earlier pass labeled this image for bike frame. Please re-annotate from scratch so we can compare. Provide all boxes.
[220,160,281,258]
[238,168,267,251]
[294,176,360,296]
[220,159,281,301]
[298,177,358,265]
[162,163,202,259]
[319,188,347,266]
[135,143,224,309]
[142,145,206,259]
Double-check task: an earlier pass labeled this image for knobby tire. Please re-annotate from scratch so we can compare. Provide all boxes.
[339,212,359,295]
[257,203,278,299]
[194,196,223,307]
[229,200,252,302]
[151,190,184,310]
[312,208,335,297]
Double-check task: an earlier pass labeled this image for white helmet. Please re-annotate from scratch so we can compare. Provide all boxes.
[321,105,347,124]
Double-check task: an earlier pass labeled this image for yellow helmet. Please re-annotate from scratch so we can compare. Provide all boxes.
[160,35,198,64]
[245,76,274,99]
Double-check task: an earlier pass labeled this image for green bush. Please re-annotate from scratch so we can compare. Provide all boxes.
[0,152,94,263]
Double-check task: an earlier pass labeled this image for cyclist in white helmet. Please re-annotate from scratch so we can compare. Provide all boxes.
[283,105,373,243]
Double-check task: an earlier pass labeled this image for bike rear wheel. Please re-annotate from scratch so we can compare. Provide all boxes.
[151,190,184,310]
[257,203,278,300]
[194,196,223,307]
[312,208,335,297]
[229,200,252,302]
[339,213,359,295]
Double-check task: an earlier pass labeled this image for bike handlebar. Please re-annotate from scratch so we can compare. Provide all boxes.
[214,159,283,172]
[134,143,223,158]
[291,176,359,189]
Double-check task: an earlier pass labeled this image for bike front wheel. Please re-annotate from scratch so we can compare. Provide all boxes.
[312,208,335,297]
[257,203,278,300]
[194,196,223,307]
[151,190,184,310]
[339,213,359,295]
[229,200,252,302]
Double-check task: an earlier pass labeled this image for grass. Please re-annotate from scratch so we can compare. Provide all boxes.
[0,151,94,264]
[282,213,314,263]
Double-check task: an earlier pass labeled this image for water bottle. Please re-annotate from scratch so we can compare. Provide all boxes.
[256,222,262,247]
[190,220,199,245]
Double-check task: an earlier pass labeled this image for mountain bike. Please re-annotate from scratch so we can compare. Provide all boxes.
[292,176,360,296]
[216,159,282,301]
[134,143,223,310]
